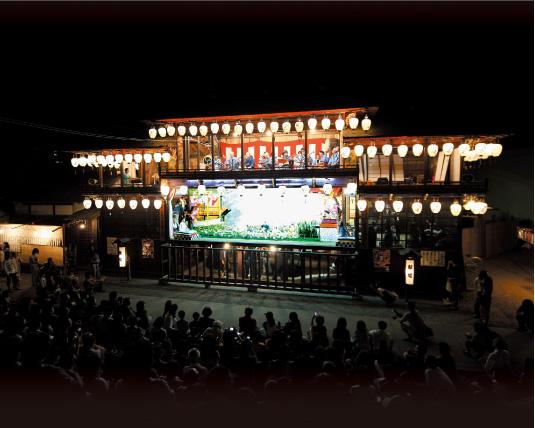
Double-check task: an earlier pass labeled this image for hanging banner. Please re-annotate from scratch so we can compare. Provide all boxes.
[373,249,391,272]
[142,239,155,259]
[420,250,445,267]
[107,237,118,255]
[405,259,415,285]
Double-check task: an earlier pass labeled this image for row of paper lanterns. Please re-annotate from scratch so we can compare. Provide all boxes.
[71,152,171,168]
[149,114,372,139]
[355,197,487,216]
[344,141,503,159]
[83,197,163,210]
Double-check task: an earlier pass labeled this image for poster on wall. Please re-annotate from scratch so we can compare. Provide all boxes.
[106,237,118,255]
[142,239,155,259]
[420,250,445,267]
[373,249,391,272]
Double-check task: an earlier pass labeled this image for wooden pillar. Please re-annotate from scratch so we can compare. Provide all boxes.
[271,132,276,170]
[240,134,245,170]
[304,129,308,170]
[210,135,215,172]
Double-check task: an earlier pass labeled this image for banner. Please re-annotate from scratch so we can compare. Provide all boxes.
[420,250,445,267]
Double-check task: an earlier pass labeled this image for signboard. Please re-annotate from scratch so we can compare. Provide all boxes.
[405,258,415,285]
[373,249,391,272]
[421,250,446,267]
[142,239,155,259]
[106,237,118,255]
[118,246,127,268]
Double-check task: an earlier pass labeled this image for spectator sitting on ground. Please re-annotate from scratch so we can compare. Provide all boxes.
[369,320,393,354]
[239,307,257,338]
[425,355,456,394]
[516,299,533,333]
[484,337,512,382]
[464,321,499,360]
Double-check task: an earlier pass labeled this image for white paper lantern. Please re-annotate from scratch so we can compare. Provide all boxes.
[375,200,385,213]
[349,116,359,130]
[450,201,462,216]
[143,153,152,163]
[412,143,424,157]
[71,157,79,167]
[397,145,409,157]
[245,121,254,134]
[153,199,163,210]
[105,154,114,164]
[442,142,454,156]
[430,201,442,214]
[157,126,166,138]
[335,115,345,131]
[479,202,488,215]
[346,182,357,195]
[124,153,133,163]
[282,121,291,133]
[210,122,219,134]
[78,156,88,167]
[160,183,170,196]
[94,198,103,209]
[114,162,121,169]
[166,124,176,137]
[179,185,188,195]
[341,146,351,159]
[199,124,208,137]
[129,199,138,210]
[117,198,126,209]
[153,152,162,163]
[197,184,206,195]
[106,199,114,210]
[88,154,97,164]
[382,144,393,156]
[114,154,124,163]
[141,198,150,209]
[361,115,371,131]
[177,125,187,136]
[357,199,367,211]
[307,117,317,130]
[354,145,364,157]
[321,116,331,130]
[270,121,279,133]
[295,119,304,133]
[162,152,171,163]
[134,153,142,163]
[471,201,483,215]
[97,155,106,165]
[427,144,439,157]
[322,183,333,195]
[367,145,377,158]
[257,120,266,133]
[83,198,92,209]
[189,124,198,137]
[234,123,243,136]
[411,201,423,214]
[463,199,474,211]
[149,127,157,139]
[491,143,503,157]
[458,143,470,157]
[222,123,231,135]
[475,142,486,156]
[393,200,404,213]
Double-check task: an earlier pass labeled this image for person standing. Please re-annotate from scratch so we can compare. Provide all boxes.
[29,248,40,287]
[445,260,460,309]
[473,270,493,324]
[4,252,19,291]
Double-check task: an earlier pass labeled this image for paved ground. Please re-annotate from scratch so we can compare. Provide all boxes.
[8,249,533,373]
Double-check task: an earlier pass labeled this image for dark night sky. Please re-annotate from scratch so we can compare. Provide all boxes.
[0,1,532,217]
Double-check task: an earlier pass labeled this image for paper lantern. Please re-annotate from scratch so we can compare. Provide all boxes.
[189,124,198,137]
[94,198,103,209]
[222,123,231,135]
[450,201,462,216]
[375,200,385,213]
[458,143,470,157]
[349,116,359,130]
[282,121,291,133]
[148,127,157,139]
[295,119,304,133]
[117,198,126,209]
[97,155,106,165]
[124,153,133,163]
[322,183,333,195]
[162,152,171,162]
[160,183,170,196]
[71,157,79,168]
[393,200,404,213]
[143,153,152,163]
[442,142,454,156]
[105,154,114,164]
[153,199,163,210]
[411,201,423,214]
[158,126,166,138]
[321,116,331,130]
[88,154,97,164]
[427,144,439,157]
[177,125,186,136]
[129,199,138,210]
[234,123,243,136]
[134,153,142,163]
[412,143,424,157]
[199,124,208,137]
[257,120,266,133]
[335,115,345,131]
[83,198,92,209]
[382,144,393,156]
[210,122,219,134]
[354,145,364,157]
[430,201,442,214]
[270,121,279,133]
[361,115,371,131]
[106,199,114,210]
[78,156,87,167]
[307,117,317,130]
[346,182,357,196]
[245,121,254,134]
[153,152,162,163]
[341,147,351,159]
[475,142,486,156]
[141,198,150,209]
[179,185,188,195]
[367,145,377,158]
[491,143,503,157]
[357,199,367,211]
[397,145,408,157]
[166,124,176,137]
[197,184,206,195]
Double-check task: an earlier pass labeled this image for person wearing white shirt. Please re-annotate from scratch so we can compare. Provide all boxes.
[425,355,456,394]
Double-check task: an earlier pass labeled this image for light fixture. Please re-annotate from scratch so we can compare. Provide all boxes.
[143,153,153,163]
[71,157,79,168]
[393,200,404,213]
[278,185,287,196]
[237,184,246,196]
[153,199,163,210]
[346,182,357,196]
[354,145,364,157]
[357,199,367,211]
[301,184,310,195]
[245,121,254,134]
[106,199,114,210]
[179,185,188,195]
[430,200,442,214]
[479,201,488,215]
[282,120,291,133]
[166,124,176,137]
[491,143,503,157]
[114,161,121,169]
[367,145,377,158]
[307,116,317,130]
[210,122,219,134]
[105,154,114,164]
[361,115,371,131]
[257,184,267,195]
[234,122,243,136]
[88,154,97,165]
[335,115,345,131]
[471,200,483,215]
[199,123,208,137]
[382,144,393,157]
[177,125,186,136]
[427,144,439,157]
[97,155,106,166]
[321,116,331,130]
[463,199,474,211]
[83,198,92,209]
[295,119,304,133]
[375,200,385,213]
[442,142,454,156]
[397,145,409,157]
[129,199,138,210]
[475,142,487,156]
[158,126,166,138]
[197,184,206,195]
[94,198,103,209]
[222,122,231,135]
[411,200,423,214]
[162,152,171,162]
[153,152,162,163]
[160,183,170,196]
[450,201,462,216]
[78,156,88,167]
[117,197,126,209]
[322,183,332,195]
[149,127,157,139]
[349,116,359,130]
[223,243,231,250]
[458,143,470,157]
[412,143,424,157]
[217,185,226,195]
[141,198,150,209]
[124,153,133,163]
[270,120,279,133]
[341,146,351,159]
[257,120,266,133]
[134,153,143,163]
[189,124,198,137]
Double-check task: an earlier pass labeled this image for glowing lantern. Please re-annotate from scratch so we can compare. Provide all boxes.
[160,183,170,197]
[94,198,103,209]
[341,146,351,159]
[162,152,171,162]
[134,153,142,163]
[197,184,206,195]
[83,198,92,209]
[153,199,163,210]
[382,144,393,156]
[166,124,176,137]
[282,121,291,133]
[346,182,357,196]
[245,121,254,134]
[257,120,266,133]
[143,153,152,163]
[354,145,364,157]
[357,199,367,211]
[361,115,371,131]
[141,198,150,209]
[335,115,345,131]
[412,143,424,157]
[375,200,385,213]
[322,183,332,195]
[124,153,133,163]
[479,202,488,215]
[129,199,138,210]
[450,201,462,216]
[210,122,219,134]
[199,124,208,137]
[443,142,454,156]
[295,119,304,133]
[177,125,186,136]
[148,127,157,139]
[189,124,198,137]
[71,157,79,167]
[97,155,106,165]
[106,199,114,210]
[158,126,166,138]
[463,199,474,211]
[458,143,470,157]
[307,117,317,130]
[153,152,162,163]
[475,142,486,156]
[234,123,243,136]
[397,145,409,157]
[349,116,359,130]
[393,200,404,213]
[430,200,442,214]
[270,121,279,133]
[367,145,377,158]
[222,123,231,135]
[105,154,114,164]
[411,201,423,214]
[427,144,439,157]
[321,116,331,130]
[117,198,126,209]
[491,143,503,157]
[78,156,88,167]
[88,154,97,164]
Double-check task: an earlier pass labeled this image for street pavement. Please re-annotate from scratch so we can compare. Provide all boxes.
[8,249,533,373]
